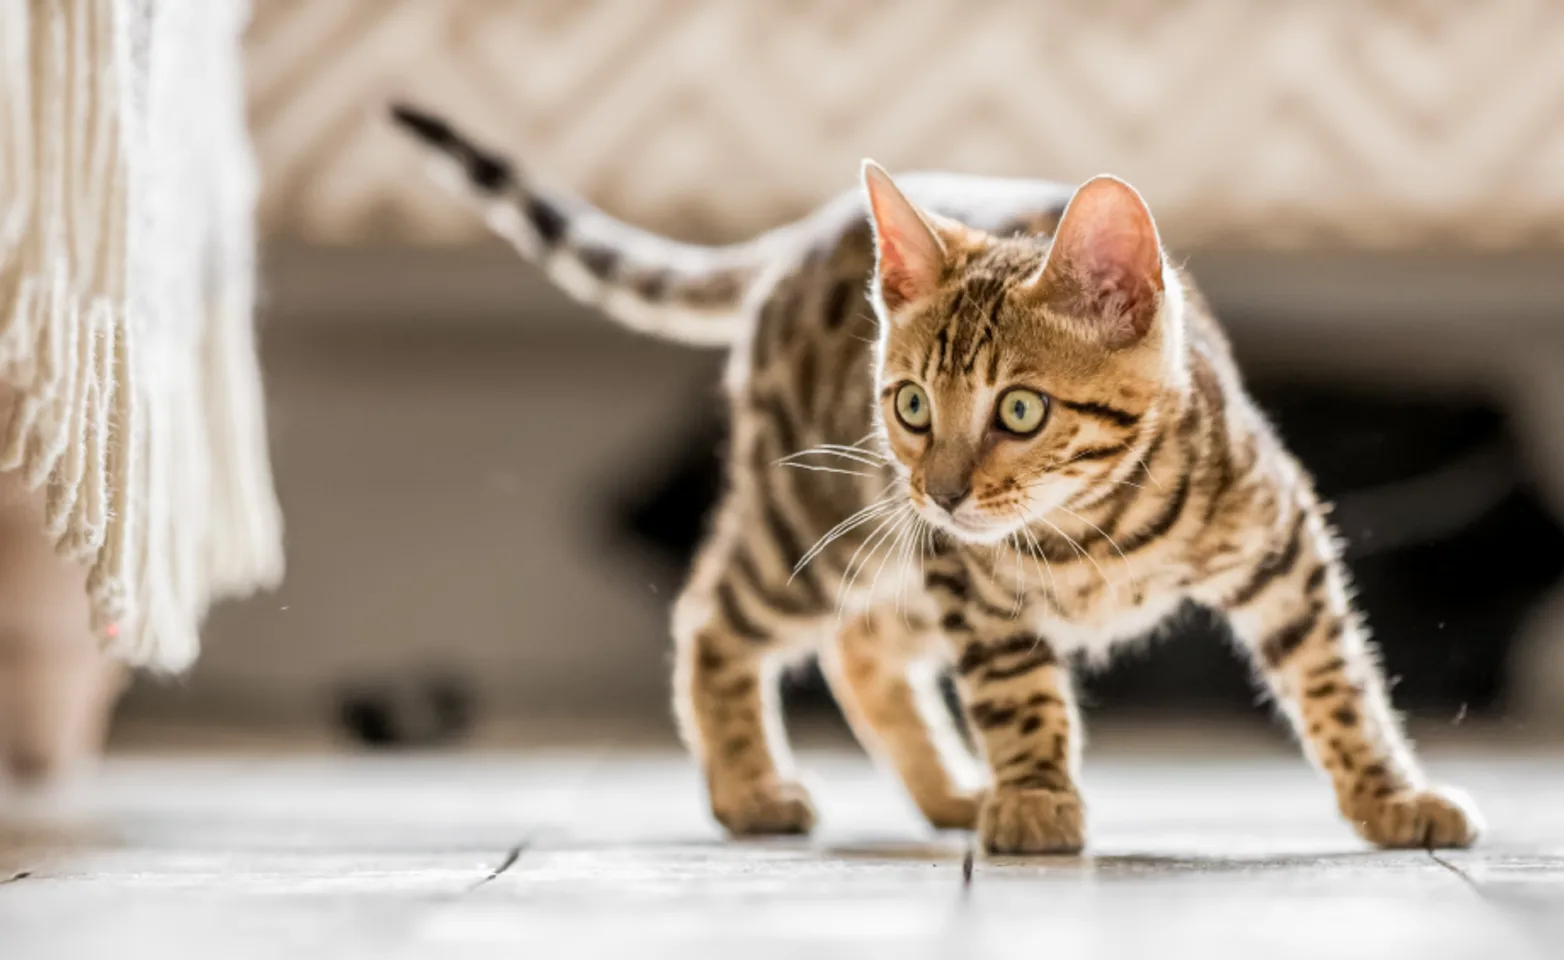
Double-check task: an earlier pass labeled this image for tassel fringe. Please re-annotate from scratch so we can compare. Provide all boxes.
[0,0,282,671]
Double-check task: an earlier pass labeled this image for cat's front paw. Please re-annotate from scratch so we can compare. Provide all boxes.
[710,775,817,837]
[1348,786,1483,850]
[979,787,1084,854]
[918,791,982,831]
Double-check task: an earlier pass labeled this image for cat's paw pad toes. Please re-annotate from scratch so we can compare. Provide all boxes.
[979,787,1084,854]
[1351,785,1483,850]
[919,791,982,831]
[711,776,817,837]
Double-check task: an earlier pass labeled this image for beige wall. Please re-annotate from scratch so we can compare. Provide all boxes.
[124,306,719,725]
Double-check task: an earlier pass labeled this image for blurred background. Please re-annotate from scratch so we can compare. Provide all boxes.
[122,0,1564,746]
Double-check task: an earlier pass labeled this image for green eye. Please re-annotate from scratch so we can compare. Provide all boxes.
[996,388,1047,435]
[894,382,931,431]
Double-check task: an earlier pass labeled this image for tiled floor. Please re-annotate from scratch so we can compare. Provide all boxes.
[0,726,1560,959]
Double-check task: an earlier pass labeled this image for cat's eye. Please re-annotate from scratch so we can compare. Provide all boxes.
[996,388,1047,436]
[893,382,931,432]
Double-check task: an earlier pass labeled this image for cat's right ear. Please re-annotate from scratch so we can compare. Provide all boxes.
[1030,175,1166,348]
[862,161,946,312]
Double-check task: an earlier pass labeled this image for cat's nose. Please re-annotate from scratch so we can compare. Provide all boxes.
[929,485,970,514]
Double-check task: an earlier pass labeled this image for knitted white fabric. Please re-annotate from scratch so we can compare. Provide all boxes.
[0,0,283,671]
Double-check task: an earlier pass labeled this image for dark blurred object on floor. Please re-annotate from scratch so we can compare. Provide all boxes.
[336,672,475,749]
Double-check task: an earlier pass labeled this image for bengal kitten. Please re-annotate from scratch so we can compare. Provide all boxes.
[391,104,1482,854]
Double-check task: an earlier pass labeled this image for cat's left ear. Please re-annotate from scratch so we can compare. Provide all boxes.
[862,160,948,313]
[1030,175,1166,348]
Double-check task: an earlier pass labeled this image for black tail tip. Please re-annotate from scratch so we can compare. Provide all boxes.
[388,101,453,146]
[387,101,514,194]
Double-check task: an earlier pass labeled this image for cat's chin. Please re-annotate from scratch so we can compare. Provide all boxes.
[930,514,1017,546]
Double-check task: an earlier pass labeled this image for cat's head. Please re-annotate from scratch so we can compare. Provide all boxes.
[862,162,1186,544]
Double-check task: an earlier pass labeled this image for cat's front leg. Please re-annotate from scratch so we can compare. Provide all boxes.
[672,523,822,837]
[820,610,983,830]
[1223,502,1483,849]
[927,564,1085,854]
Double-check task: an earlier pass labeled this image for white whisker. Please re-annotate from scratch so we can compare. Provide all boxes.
[837,506,911,622]
[868,512,916,620]
[1006,531,1025,618]
[1014,510,1059,604]
[779,462,874,479]
[791,484,900,580]
[794,499,898,580]
[1136,455,1165,491]
[909,519,931,629]
[1034,513,1119,598]
[1055,504,1134,581]
[837,505,906,597]
[1102,476,1150,493]
[817,442,887,461]
[1016,474,1147,498]
[776,447,885,469]
[893,514,921,625]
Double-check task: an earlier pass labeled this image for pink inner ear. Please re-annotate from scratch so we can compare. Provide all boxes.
[864,164,945,311]
[1055,179,1162,286]
[1043,177,1165,345]
[1075,223,1160,285]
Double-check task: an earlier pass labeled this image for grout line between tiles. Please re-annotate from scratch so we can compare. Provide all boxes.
[1428,851,1548,960]
[466,840,528,892]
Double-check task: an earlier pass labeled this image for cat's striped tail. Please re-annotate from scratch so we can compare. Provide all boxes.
[390,103,768,347]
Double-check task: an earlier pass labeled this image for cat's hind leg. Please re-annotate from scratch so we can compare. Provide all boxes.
[821,608,982,829]
[671,499,829,837]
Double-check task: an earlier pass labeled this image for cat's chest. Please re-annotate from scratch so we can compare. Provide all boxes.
[969,542,1194,653]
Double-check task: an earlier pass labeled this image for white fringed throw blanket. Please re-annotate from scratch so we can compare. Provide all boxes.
[0,0,282,670]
